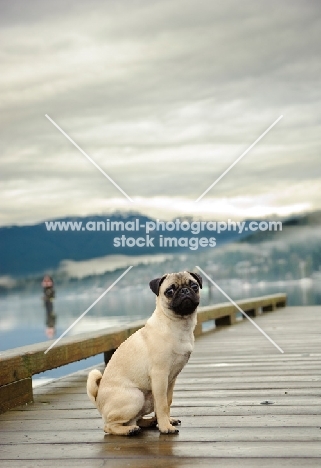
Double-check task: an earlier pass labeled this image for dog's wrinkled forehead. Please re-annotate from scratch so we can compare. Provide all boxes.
[149,271,202,296]
[163,272,191,288]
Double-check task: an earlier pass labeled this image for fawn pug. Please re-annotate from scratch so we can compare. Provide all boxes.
[87,271,202,436]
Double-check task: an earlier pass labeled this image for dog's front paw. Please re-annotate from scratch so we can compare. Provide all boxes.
[159,423,179,434]
[170,417,181,426]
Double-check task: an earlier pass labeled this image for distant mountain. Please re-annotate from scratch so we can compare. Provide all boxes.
[241,210,321,244]
[0,213,254,278]
[237,211,321,280]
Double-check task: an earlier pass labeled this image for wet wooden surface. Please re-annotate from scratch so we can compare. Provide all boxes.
[1,305,321,467]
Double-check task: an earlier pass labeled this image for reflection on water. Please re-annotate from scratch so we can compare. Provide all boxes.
[0,283,156,381]
[202,278,321,308]
[0,283,155,344]
[0,278,320,381]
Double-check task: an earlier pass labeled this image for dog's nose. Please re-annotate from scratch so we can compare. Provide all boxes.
[180,288,189,296]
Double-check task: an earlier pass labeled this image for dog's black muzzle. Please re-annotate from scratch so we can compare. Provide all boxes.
[171,288,199,316]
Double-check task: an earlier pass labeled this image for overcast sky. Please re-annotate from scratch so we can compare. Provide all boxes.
[1,0,320,226]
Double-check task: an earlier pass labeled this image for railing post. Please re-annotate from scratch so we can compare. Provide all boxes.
[244,308,260,317]
[104,349,116,365]
[0,378,33,414]
[194,322,203,337]
[216,311,236,327]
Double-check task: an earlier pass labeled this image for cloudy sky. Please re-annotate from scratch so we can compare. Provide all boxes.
[1,0,320,226]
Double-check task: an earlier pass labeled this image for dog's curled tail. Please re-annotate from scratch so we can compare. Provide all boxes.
[87,369,103,405]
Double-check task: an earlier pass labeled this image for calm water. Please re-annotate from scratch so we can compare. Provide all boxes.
[0,277,320,382]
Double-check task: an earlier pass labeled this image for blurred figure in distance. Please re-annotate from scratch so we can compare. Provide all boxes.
[42,275,56,339]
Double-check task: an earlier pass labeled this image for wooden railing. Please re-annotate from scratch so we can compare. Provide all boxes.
[0,293,286,413]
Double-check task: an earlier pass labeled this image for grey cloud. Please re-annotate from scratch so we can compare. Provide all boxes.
[1,0,321,224]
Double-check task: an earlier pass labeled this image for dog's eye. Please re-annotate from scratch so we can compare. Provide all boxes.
[165,287,174,297]
[191,282,199,292]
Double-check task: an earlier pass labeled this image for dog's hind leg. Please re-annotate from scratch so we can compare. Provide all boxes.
[102,388,144,436]
[104,421,142,436]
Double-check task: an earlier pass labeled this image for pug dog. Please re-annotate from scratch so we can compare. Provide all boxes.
[87,270,202,436]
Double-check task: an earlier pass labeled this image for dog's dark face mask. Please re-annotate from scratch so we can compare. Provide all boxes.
[149,271,202,317]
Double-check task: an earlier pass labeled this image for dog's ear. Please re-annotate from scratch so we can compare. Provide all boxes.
[188,271,203,289]
[149,275,167,296]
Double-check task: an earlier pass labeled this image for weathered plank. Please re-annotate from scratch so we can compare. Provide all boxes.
[3,405,320,417]
[0,459,320,468]
[1,426,321,444]
[1,415,321,431]
[1,441,321,459]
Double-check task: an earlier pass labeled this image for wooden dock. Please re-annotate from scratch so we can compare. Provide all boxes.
[1,303,321,466]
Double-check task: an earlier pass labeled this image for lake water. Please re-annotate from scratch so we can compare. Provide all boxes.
[1,277,320,384]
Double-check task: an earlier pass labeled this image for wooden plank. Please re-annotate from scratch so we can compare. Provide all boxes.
[31,386,321,397]
[1,426,321,445]
[1,441,321,459]
[2,405,321,419]
[1,414,321,431]
[14,395,320,410]
[42,372,321,388]
[29,392,321,403]
[0,462,105,468]
[0,459,320,468]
